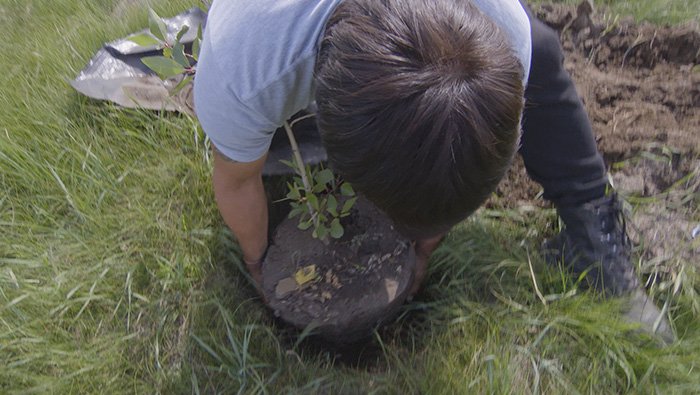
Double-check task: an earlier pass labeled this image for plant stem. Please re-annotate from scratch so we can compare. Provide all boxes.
[283,120,319,230]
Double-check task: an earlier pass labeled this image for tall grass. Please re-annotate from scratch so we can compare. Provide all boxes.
[1,0,699,393]
[1,0,214,391]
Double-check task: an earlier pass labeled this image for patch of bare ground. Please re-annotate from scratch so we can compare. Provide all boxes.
[490,1,700,270]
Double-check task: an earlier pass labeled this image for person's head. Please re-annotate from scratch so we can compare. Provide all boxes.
[315,0,524,239]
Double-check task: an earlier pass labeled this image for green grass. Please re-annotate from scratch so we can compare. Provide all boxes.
[1,0,699,393]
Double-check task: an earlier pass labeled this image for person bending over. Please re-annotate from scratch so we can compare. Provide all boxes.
[194,0,674,343]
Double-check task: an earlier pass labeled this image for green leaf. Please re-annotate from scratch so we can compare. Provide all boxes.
[127,33,161,47]
[176,25,190,41]
[341,197,358,214]
[288,207,303,219]
[330,218,344,239]
[279,159,295,169]
[141,56,185,79]
[192,37,201,61]
[292,159,303,175]
[315,169,334,186]
[192,23,203,61]
[148,8,168,42]
[286,187,301,200]
[162,47,173,59]
[298,220,313,231]
[340,182,355,196]
[314,224,328,240]
[169,74,193,96]
[172,42,190,68]
[297,207,310,221]
[327,195,338,217]
[312,183,326,193]
[306,193,319,211]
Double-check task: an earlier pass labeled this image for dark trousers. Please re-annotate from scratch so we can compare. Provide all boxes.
[519,3,608,206]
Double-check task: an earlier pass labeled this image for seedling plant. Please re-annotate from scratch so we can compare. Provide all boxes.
[280,119,357,241]
[127,8,202,94]
[281,163,357,240]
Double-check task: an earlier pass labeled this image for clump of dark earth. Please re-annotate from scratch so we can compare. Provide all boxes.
[491,1,700,272]
[262,196,415,343]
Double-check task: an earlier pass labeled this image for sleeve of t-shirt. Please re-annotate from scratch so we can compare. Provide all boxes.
[193,46,278,163]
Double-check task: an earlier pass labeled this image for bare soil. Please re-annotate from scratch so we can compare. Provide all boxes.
[262,196,415,342]
[491,1,700,269]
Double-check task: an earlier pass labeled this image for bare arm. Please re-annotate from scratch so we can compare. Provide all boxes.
[211,144,268,284]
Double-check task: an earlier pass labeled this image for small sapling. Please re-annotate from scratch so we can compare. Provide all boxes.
[280,118,357,242]
[126,8,202,95]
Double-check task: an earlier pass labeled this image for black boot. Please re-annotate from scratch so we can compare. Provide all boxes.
[545,193,639,295]
[543,193,676,344]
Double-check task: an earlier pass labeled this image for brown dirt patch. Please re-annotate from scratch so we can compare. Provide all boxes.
[491,2,700,270]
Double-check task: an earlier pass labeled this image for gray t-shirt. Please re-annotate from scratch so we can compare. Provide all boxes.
[194,0,531,162]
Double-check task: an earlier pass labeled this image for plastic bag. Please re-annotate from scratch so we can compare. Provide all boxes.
[70,6,326,175]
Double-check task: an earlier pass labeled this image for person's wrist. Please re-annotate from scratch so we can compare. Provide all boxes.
[415,234,446,255]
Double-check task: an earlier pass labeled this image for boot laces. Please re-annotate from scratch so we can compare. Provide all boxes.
[596,196,630,258]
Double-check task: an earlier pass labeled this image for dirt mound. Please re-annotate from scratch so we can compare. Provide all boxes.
[494,1,700,203]
[492,2,700,269]
[547,1,700,160]
[262,196,415,342]
[537,1,700,68]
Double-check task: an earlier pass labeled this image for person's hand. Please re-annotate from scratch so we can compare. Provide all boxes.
[408,234,446,301]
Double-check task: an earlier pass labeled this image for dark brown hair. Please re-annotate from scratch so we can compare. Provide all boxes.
[315,0,524,238]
